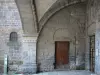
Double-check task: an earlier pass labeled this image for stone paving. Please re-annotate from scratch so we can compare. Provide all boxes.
[6,70,97,75]
[33,70,95,75]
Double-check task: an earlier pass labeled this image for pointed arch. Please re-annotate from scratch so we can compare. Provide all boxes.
[39,0,86,32]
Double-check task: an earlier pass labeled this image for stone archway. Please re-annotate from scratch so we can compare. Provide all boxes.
[38,0,86,32]
[37,2,86,72]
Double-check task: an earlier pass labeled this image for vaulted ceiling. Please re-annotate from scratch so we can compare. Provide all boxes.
[15,0,87,36]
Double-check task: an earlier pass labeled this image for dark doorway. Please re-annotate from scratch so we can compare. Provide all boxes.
[55,41,69,68]
[89,35,95,72]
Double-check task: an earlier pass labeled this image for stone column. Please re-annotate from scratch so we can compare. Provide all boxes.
[95,29,100,74]
[95,8,100,74]
[21,36,37,73]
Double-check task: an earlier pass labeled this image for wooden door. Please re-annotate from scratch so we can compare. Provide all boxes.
[90,35,95,72]
[55,41,69,68]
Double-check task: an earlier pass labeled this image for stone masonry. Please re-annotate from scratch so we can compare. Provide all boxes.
[0,0,37,74]
[37,2,86,72]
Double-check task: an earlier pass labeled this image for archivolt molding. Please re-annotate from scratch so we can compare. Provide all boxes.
[39,0,86,32]
[31,0,39,32]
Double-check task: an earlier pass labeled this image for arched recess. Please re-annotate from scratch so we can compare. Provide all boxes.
[38,0,86,32]
[37,1,86,72]
[10,32,18,41]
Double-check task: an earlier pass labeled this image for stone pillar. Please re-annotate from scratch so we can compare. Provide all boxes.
[21,36,37,73]
[95,29,100,74]
[95,9,100,74]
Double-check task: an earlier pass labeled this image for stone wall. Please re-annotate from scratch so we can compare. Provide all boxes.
[37,3,86,72]
[0,0,37,74]
[21,36,37,73]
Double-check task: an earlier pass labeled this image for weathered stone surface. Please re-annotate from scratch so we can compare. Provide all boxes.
[21,36,37,73]
[16,0,38,35]
[38,0,86,31]
[0,0,37,73]
[86,0,100,74]
[37,3,86,72]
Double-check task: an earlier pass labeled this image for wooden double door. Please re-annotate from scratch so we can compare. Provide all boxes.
[55,41,69,68]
